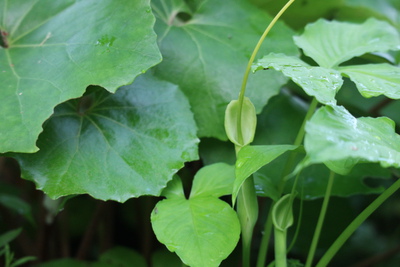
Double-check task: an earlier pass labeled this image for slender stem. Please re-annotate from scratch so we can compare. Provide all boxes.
[305,171,335,267]
[316,178,400,267]
[238,177,259,267]
[236,0,296,145]
[279,97,318,190]
[274,229,287,267]
[256,208,273,267]
[256,97,318,267]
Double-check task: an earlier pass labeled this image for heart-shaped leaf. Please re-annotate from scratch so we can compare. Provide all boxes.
[0,0,161,153]
[11,73,199,202]
[252,53,343,105]
[152,0,298,139]
[339,64,400,99]
[152,171,240,267]
[294,18,400,68]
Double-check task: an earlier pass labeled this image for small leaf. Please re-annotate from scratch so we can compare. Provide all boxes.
[294,18,400,68]
[253,53,343,105]
[233,145,298,204]
[225,97,257,147]
[272,194,294,231]
[97,247,146,267]
[190,163,235,198]
[0,228,21,248]
[339,64,400,99]
[305,105,400,173]
[151,196,240,267]
[161,176,185,200]
[12,73,199,202]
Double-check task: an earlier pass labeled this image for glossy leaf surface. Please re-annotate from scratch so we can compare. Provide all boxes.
[339,64,400,98]
[253,53,343,105]
[233,145,298,203]
[305,105,400,172]
[152,173,240,267]
[0,0,161,153]
[152,0,298,139]
[294,18,400,68]
[12,73,199,202]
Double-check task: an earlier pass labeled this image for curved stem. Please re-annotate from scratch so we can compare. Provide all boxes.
[305,171,335,267]
[256,97,317,267]
[236,0,296,145]
[316,178,400,267]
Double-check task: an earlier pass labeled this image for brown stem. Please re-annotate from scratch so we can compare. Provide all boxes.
[368,98,393,117]
[351,244,400,267]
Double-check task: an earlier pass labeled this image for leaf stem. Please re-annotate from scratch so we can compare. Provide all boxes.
[256,97,317,267]
[316,177,400,267]
[238,177,259,267]
[274,228,288,267]
[305,171,335,267]
[236,0,296,145]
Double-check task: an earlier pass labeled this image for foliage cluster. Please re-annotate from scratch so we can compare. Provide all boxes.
[1,0,400,266]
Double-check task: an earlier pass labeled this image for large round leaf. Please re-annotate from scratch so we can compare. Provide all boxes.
[12,73,199,202]
[0,0,161,153]
[151,0,298,139]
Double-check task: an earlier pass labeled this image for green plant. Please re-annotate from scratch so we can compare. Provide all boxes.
[1,0,400,266]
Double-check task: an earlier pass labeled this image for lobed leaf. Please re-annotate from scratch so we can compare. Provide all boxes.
[12,73,199,202]
[0,0,161,153]
[252,53,343,105]
[339,64,400,99]
[294,18,400,68]
[152,0,298,139]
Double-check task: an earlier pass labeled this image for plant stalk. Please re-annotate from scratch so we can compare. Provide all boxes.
[305,171,335,267]
[316,178,400,267]
[274,229,288,267]
[236,0,296,145]
[238,177,259,267]
[256,97,317,267]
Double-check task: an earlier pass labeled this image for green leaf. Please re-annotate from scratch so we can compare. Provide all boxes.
[190,163,235,198]
[12,73,199,202]
[0,228,21,248]
[272,194,294,231]
[152,0,298,139]
[233,145,298,203]
[35,259,89,267]
[0,194,33,224]
[151,196,240,267]
[252,53,343,105]
[305,105,400,172]
[161,176,185,200]
[0,0,161,153]
[225,97,257,147]
[294,18,400,68]
[339,64,400,99]
[96,247,146,267]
